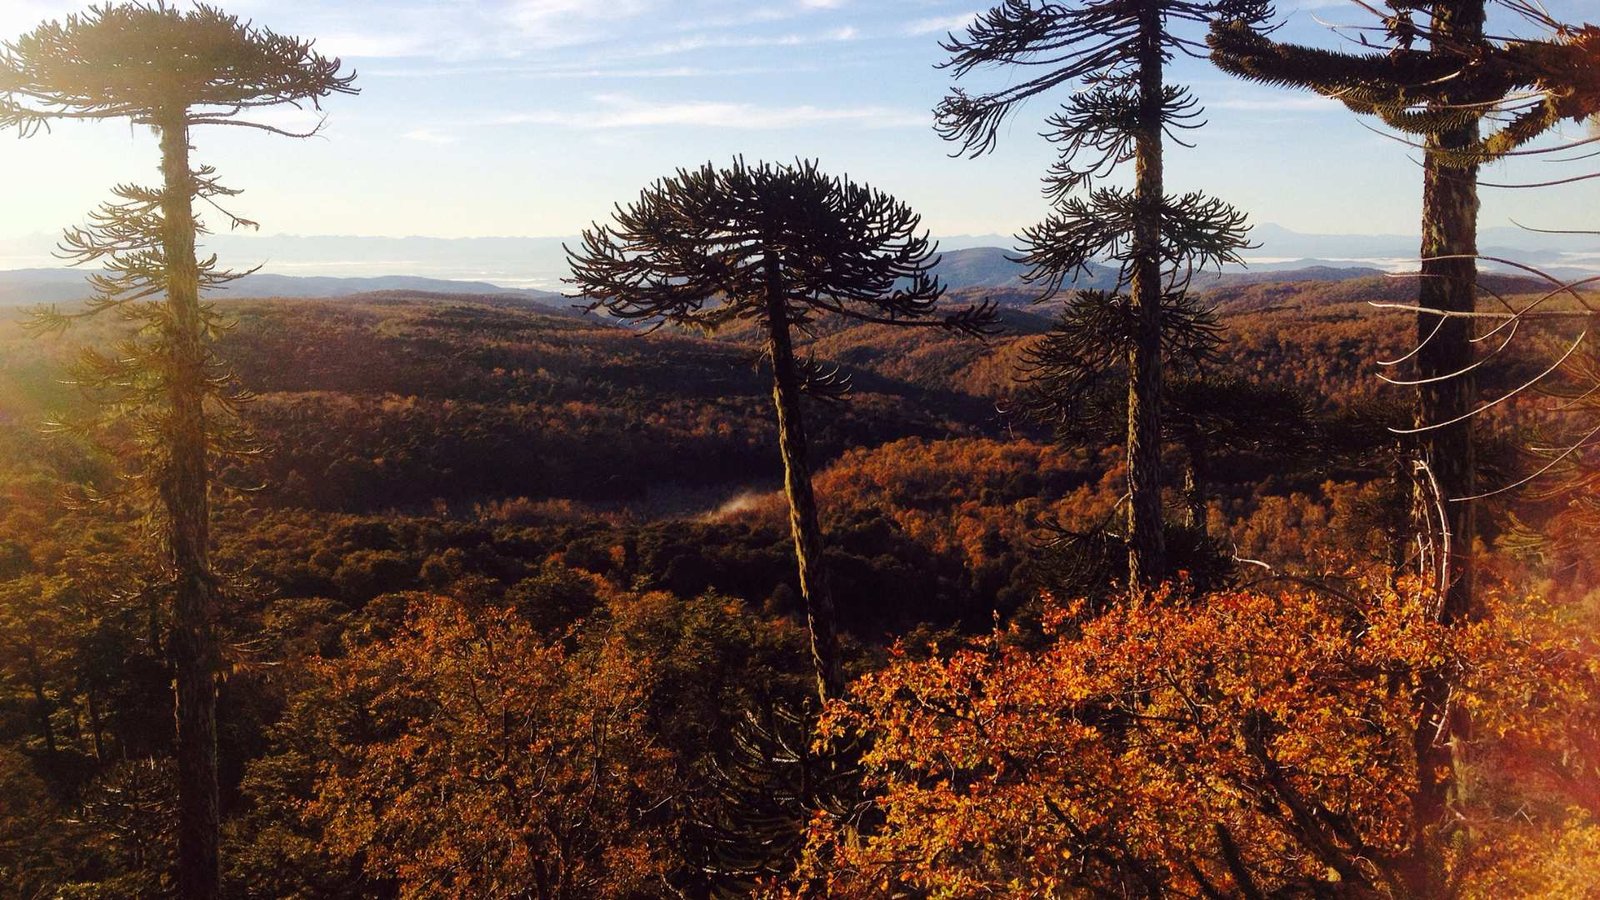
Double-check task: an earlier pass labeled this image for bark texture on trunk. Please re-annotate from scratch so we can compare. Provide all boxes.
[157,108,221,900]
[29,659,56,755]
[763,254,842,702]
[1407,3,1484,892]
[1126,0,1167,591]
[1415,26,1481,629]
[87,689,105,764]
[1182,442,1209,534]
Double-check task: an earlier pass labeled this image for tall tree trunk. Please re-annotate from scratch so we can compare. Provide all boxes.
[1407,2,1484,891]
[28,658,56,755]
[157,108,221,900]
[1126,0,1167,590]
[764,253,842,701]
[87,688,106,764]
[1417,12,1482,626]
[1183,439,1209,534]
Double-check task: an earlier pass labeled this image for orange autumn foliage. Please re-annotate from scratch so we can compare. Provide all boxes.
[308,595,676,899]
[814,437,1118,570]
[790,579,1600,898]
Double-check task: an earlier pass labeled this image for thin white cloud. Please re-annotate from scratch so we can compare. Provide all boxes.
[236,0,662,61]
[507,0,655,47]
[904,11,980,36]
[316,31,436,59]
[193,0,869,66]
[493,93,923,130]
[674,7,799,31]
[642,26,859,56]
[367,61,799,80]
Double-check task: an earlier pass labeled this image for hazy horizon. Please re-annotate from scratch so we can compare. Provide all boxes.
[7,220,1600,293]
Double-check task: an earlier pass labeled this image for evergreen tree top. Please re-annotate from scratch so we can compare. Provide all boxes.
[1208,2,1600,161]
[567,158,996,335]
[936,0,1272,157]
[0,2,357,135]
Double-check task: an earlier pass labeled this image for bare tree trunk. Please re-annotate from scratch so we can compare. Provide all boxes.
[1416,20,1481,628]
[28,657,56,755]
[1182,441,1209,534]
[763,253,842,701]
[1126,0,1167,591]
[87,688,106,764]
[1407,2,1483,892]
[157,107,221,900]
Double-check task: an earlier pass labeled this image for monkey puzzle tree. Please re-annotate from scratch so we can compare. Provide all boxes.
[568,158,994,701]
[937,0,1264,589]
[1210,0,1600,616]
[0,5,355,897]
[1209,5,1600,886]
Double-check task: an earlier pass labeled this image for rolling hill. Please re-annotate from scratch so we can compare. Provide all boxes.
[0,267,570,307]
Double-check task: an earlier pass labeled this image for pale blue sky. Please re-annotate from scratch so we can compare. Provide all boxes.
[0,0,1595,245]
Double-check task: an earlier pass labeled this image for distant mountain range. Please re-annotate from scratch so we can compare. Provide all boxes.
[1248,223,1600,273]
[0,256,1379,308]
[927,248,1387,300]
[1,220,1593,306]
[0,233,577,293]
[0,269,570,308]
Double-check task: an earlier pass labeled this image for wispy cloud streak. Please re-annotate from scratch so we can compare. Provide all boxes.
[904,11,980,36]
[493,94,924,130]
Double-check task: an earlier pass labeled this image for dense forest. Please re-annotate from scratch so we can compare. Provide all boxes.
[3,1,1600,898]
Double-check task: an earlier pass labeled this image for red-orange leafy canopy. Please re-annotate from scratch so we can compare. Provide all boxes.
[791,580,1600,898]
[309,595,677,900]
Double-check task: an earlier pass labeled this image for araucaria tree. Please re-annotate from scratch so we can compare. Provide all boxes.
[0,5,355,897]
[1209,0,1599,624]
[938,0,1262,589]
[1209,4,1600,886]
[568,158,994,701]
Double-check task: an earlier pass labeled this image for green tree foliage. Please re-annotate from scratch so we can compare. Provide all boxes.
[0,5,355,895]
[568,157,995,700]
[938,0,1263,588]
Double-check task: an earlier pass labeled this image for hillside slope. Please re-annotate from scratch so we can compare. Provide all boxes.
[5,274,1549,521]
